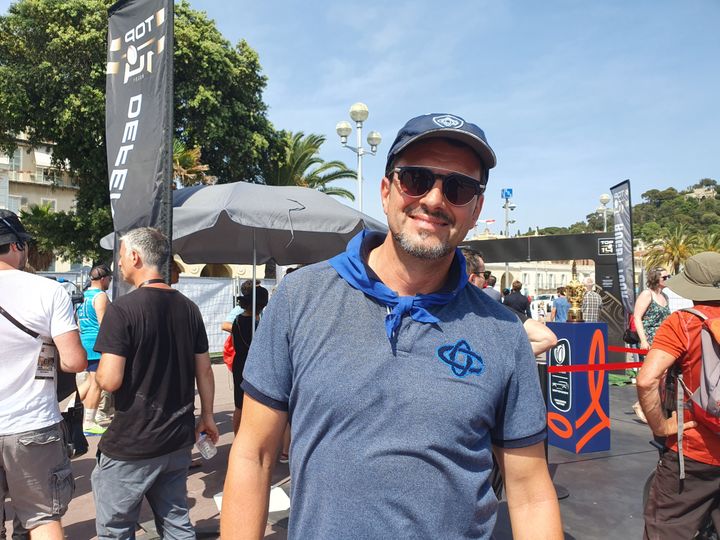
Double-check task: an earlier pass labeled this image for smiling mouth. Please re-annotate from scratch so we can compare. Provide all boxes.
[408,209,452,227]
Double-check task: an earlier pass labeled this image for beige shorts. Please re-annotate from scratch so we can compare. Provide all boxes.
[0,422,74,529]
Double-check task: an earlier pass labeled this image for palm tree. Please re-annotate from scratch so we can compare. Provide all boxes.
[173,140,216,188]
[695,232,720,253]
[644,224,697,273]
[20,203,57,271]
[266,132,356,201]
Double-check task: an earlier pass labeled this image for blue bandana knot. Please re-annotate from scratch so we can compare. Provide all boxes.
[329,231,467,341]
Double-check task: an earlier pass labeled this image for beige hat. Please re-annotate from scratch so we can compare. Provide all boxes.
[666,252,720,302]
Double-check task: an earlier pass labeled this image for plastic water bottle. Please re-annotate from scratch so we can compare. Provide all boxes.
[196,432,217,459]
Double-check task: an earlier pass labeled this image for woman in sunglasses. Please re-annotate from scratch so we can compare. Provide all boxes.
[632,267,671,420]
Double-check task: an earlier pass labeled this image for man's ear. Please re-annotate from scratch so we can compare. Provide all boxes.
[473,195,485,222]
[380,176,391,215]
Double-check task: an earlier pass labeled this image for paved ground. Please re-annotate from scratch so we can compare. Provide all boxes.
[3,366,656,539]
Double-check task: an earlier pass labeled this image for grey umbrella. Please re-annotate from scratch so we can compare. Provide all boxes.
[173,181,387,265]
[101,181,387,337]
[101,181,387,265]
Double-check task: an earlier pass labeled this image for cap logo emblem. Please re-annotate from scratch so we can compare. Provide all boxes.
[432,114,464,129]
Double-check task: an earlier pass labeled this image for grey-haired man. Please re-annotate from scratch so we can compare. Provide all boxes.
[92,227,218,539]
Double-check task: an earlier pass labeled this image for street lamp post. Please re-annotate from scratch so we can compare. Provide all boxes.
[598,193,611,232]
[336,102,381,213]
[502,190,516,288]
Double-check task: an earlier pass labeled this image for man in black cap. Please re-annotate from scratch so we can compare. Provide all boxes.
[0,210,87,539]
[638,251,720,539]
[222,114,562,539]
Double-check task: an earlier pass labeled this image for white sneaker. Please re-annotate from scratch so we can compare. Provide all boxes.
[83,422,107,435]
[95,412,113,425]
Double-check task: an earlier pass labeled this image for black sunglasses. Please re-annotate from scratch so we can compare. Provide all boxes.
[389,166,486,207]
[661,275,671,281]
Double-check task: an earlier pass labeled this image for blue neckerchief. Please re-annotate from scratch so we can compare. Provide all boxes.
[329,230,468,341]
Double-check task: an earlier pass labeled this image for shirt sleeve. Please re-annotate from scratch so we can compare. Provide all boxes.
[240,280,292,411]
[93,302,131,357]
[224,306,242,323]
[49,284,78,338]
[491,323,547,448]
[193,304,209,354]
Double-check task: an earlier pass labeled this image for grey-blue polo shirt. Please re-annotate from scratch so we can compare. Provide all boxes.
[242,262,546,539]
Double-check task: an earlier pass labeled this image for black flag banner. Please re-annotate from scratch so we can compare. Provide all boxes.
[610,179,635,316]
[105,0,173,235]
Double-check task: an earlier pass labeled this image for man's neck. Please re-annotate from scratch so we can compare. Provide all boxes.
[0,260,17,271]
[131,270,168,289]
[367,234,455,296]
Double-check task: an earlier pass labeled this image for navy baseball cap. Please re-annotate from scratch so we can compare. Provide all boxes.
[385,113,497,172]
[0,209,33,246]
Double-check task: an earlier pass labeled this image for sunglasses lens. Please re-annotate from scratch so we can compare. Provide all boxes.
[395,167,483,206]
[398,168,434,197]
[444,174,479,206]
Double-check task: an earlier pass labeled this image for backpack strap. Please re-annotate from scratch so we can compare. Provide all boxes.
[674,308,710,481]
[0,304,40,339]
[680,308,708,321]
[677,373,686,480]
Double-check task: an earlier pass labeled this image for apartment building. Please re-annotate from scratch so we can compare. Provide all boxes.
[0,138,78,215]
[0,137,80,271]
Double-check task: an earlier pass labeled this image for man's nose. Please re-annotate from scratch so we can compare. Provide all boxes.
[419,177,445,207]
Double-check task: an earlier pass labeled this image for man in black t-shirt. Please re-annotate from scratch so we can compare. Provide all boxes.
[92,227,218,539]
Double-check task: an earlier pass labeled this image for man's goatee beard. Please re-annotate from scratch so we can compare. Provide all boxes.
[392,231,453,260]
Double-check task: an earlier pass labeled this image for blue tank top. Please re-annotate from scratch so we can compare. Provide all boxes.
[77,288,104,360]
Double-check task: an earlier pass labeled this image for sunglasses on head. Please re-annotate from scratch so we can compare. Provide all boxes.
[389,166,486,207]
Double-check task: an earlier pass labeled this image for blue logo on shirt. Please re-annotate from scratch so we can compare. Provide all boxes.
[437,339,484,377]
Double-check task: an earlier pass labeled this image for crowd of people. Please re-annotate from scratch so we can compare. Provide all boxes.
[1,112,718,540]
[1,217,217,539]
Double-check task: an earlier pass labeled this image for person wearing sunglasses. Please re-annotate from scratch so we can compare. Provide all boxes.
[0,210,87,539]
[222,114,562,540]
[631,268,672,422]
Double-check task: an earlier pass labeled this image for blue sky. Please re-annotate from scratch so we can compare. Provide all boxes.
[2,0,718,235]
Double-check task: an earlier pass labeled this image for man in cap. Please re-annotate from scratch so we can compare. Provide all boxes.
[221,114,562,539]
[0,210,87,539]
[637,251,720,539]
[76,263,112,435]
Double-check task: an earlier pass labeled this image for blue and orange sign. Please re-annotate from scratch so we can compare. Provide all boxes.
[546,323,610,454]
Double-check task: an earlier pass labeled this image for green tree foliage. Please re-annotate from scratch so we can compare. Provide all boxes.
[644,224,698,273]
[632,179,720,243]
[173,139,215,188]
[0,0,282,262]
[266,132,356,201]
[696,232,720,253]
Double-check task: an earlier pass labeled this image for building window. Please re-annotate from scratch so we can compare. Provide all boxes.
[36,167,61,184]
[40,198,57,212]
[2,150,22,181]
[8,195,22,213]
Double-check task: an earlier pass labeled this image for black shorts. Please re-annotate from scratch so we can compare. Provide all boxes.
[232,356,245,409]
